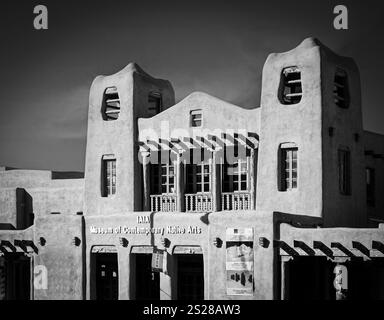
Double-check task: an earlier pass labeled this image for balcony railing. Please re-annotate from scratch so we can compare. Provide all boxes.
[150,194,177,212]
[185,193,213,213]
[221,192,251,211]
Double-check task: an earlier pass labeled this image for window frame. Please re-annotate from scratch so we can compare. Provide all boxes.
[148,92,162,116]
[279,66,303,105]
[190,109,203,127]
[338,148,351,195]
[102,86,121,121]
[366,167,375,207]
[101,155,117,197]
[150,162,176,195]
[222,156,250,193]
[185,150,212,194]
[334,69,350,109]
[279,143,298,192]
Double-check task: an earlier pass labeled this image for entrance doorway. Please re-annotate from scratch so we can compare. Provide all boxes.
[134,254,160,300]
[285,256,334,300]
[177,254,204,300]
[94,253,118,300]
[0,253,31,300]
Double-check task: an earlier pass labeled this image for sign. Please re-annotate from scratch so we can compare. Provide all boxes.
[226,227,254,296]
[151,249,164,273]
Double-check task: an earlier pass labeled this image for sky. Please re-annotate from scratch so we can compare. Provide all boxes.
[0,0,383,171]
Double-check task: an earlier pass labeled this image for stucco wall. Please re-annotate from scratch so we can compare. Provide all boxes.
[320,42,366,227]
[364,131,384,223]
[257,38,323,218]
[33,214,84,300]
[84,63,175,216]
[138,91,260,142]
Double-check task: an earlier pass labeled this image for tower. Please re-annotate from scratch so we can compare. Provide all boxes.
[256,38,365,227]
[84,63,175,216]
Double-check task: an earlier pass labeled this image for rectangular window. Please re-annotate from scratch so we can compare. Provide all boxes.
[223,158,248,192]
[280,66,302,105]
[103,87,120,121]
[366,167,375,207]
[151,163,175,194]
[338,149,351,195]
[148,93,162,116]
[280,147,298,191]
[190,110,202,127]
[186,152,211,194]
[102,156,116,197]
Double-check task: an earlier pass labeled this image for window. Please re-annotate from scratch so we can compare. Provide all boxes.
[102,155,116,197]
[279,144,298,191]
[223,153,249,192]
[366,167,375,207]
[102,87,120,121]
[148,92,162,116]
[279,66,302,105]
[338,149,351,195]
[151,163,175,194]
[186,151,211,193]
[334,69,349,108]
[190,110,202,127]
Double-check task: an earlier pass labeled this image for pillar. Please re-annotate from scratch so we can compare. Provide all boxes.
[176,151,185,212]
[280,256,291,300]
[212,150,221,212]
[249,148,257,210]
[142,152,151,211]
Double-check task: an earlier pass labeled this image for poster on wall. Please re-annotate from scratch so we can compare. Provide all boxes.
[226,227,254,296]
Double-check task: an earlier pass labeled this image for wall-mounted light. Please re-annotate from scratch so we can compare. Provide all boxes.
[161,237,170,248]
[39,237,46,246]
[213,237,223,248]
[71,237,81,246]
[119,237,129,247]
[258,237,269,248]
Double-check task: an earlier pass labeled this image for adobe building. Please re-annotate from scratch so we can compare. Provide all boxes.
[1,37,384,300]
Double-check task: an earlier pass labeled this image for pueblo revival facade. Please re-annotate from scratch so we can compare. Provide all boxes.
[1,37,384,300]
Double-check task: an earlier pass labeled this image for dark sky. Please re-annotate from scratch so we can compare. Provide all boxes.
[0,0,383,171]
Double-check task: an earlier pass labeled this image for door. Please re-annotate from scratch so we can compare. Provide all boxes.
[135,254,160,300]
[95,253,118,300]
[0,253,31,300]
[177,254,204,300]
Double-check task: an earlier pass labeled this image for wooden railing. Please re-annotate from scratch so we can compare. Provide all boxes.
[221,192,251,211]
[150,194,177,212]
[185,193,213,213]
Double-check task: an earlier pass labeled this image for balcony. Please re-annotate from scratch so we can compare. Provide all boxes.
[221,192,251,211]
[185,193,213,213]
[150,194,177,212]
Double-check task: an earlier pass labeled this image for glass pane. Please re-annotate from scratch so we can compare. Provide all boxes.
[197,184,202,192]
[241,182,247,190]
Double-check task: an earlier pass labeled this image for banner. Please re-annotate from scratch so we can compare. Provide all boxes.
[226,227,254,296]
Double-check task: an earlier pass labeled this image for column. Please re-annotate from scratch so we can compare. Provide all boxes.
[176,151,184,212]
[212,151,221,212]
[249,148,257,210]
[142,151,151,211]
[280,256,292,300]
